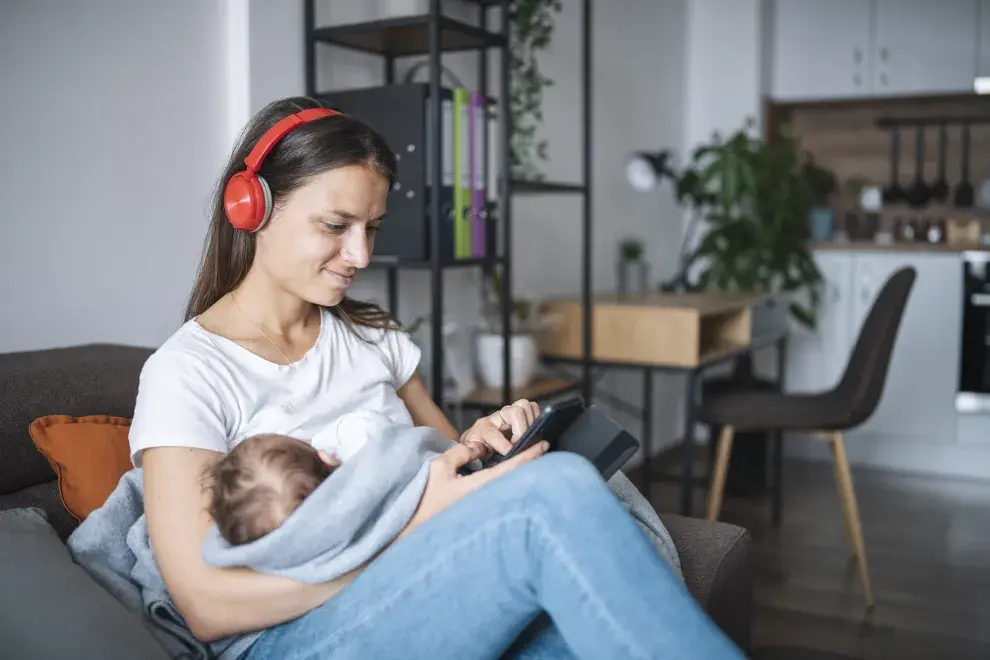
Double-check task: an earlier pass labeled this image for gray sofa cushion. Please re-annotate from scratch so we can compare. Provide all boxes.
[0,507,171,660]
[0,343,153,495]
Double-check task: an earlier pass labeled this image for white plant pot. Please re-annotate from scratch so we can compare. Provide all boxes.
[476,333,539,391]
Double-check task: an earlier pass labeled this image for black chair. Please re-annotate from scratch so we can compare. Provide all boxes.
[699,266,917,609]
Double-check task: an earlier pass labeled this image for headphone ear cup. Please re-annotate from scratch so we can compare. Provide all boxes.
[255,175,274,232]
[223,171,267,232]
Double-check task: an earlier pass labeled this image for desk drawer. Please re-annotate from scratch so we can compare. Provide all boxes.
[538,294,756,368]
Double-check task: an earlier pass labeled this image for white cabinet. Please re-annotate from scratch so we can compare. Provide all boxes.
[770,0,874,101]
[770,0,981,100]
[979,0,990,78]
[873,0,979,97]
[847,252,961,440]
[785,251,856,392]
[786,250,961,443]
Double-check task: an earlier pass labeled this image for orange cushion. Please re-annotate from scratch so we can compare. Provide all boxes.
[28,415,133,522]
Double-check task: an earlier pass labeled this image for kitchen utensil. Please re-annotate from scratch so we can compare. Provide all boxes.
[894,216,919,242]
[930,121,950,202]
[976,177,990,212]
[954,120,974,208]
[859,185,883,213]
[883,126,905,205]
[907,125,930,208]
[924,217,945,244]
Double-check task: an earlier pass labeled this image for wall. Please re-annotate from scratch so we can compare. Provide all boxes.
[0,0,230,353]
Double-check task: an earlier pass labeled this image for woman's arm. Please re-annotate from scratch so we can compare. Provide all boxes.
[142,445,361,642]
[397,373,460,441]
[397,374,539,456]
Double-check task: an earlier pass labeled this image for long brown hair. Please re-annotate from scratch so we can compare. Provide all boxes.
[184,96,400,333]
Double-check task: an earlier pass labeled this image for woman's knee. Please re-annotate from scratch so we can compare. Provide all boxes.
[515,452,607,504]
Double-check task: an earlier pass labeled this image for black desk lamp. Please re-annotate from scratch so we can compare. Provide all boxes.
[624,149,701,293]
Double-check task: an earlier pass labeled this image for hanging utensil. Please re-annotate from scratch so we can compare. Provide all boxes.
[907,124,930,208]
[930,121,950,203]
[955,120,974,208]
[883,125,905,205]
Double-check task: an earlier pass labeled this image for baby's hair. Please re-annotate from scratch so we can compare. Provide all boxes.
[204,433,334,545]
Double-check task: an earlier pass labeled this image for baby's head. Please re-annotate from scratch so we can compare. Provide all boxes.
[205,433,338,546]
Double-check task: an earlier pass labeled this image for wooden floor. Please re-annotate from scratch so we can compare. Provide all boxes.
[644,458,990,660]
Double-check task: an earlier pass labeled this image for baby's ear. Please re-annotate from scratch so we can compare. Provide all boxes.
[317,450,341,468]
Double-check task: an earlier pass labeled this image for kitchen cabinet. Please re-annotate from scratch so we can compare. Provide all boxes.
[873,0,979,97]
[770,0,874,101]
[785,251,855,392]
[769,0,980,101]
[980,0,990,78]
[786,250,962,443]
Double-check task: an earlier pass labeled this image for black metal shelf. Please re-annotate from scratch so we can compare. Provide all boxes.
[511,179,587,194]
[305,0,594,411]
[312,15,505,57]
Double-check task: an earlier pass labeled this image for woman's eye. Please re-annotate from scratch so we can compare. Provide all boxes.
[323,223,347,234]
[367,225,381,234]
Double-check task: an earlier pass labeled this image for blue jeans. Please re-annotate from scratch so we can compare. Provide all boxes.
[243,453,744,659]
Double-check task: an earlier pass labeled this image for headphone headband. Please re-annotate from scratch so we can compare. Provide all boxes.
[224,107,341,232]
[244,107,340,173]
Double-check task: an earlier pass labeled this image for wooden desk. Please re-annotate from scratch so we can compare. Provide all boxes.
[538,292,787,517]
[539,291,770,367]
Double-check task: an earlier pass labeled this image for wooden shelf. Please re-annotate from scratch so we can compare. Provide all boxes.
[312,15,505,57]
[461,377,580,408]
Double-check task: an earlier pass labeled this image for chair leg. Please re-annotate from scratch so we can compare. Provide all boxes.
[705,425,734,521]
[826,431,875,609]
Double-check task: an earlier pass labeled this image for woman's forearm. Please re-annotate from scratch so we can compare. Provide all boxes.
[142,446,362,641]
[186,565,361,642]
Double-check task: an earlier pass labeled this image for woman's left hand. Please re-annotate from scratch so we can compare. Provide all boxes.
[459,399,541,457]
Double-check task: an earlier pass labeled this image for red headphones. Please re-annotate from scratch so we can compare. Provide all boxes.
[223,107,341,232]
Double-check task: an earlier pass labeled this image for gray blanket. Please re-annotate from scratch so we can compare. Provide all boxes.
[67,425,681,660]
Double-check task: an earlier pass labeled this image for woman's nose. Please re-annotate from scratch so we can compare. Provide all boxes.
[342,228,371,268]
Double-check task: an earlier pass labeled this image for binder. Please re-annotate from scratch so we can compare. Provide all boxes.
[425,87,456,262]
[469,91,487,258]
[453,88,471,260]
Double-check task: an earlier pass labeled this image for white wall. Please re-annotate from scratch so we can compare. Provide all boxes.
[0,0,230,353]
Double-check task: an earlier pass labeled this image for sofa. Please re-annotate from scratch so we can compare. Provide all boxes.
[0,343,755,659]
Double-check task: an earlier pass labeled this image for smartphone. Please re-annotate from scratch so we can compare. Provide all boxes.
[484,397,587,466]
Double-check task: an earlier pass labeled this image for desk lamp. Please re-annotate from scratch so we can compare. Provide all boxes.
[624,149,700,293]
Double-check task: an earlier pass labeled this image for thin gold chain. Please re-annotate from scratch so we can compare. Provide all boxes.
[228,291,293,365]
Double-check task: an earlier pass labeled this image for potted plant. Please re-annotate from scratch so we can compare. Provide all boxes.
[507,0,563,181]
[476,266,557,390]
[617,236,648,298]
[661,120,829,332]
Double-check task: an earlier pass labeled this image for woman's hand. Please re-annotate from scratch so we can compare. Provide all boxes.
[400,440,548,538]
[459,399,541,457]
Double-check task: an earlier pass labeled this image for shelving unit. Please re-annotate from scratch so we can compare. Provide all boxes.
[304,0,593,413]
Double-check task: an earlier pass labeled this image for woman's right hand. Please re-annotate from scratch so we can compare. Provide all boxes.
[400,439,548,537]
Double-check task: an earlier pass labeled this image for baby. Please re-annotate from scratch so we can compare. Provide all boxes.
[205,409,394,546]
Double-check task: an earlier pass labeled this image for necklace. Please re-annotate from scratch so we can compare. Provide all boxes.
[229,291,293,366]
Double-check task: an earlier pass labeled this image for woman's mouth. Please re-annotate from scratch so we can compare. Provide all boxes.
[323,269,354,286]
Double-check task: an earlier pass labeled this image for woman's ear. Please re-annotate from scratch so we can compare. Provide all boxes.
[317,449,341,468]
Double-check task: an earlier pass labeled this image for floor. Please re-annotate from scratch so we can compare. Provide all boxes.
[644,456,990,660]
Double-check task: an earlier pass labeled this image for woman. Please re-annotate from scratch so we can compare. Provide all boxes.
[129,96,743,660]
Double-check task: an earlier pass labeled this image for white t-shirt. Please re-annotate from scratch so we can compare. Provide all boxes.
[128,307,421,467]
[311,408,397,462]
